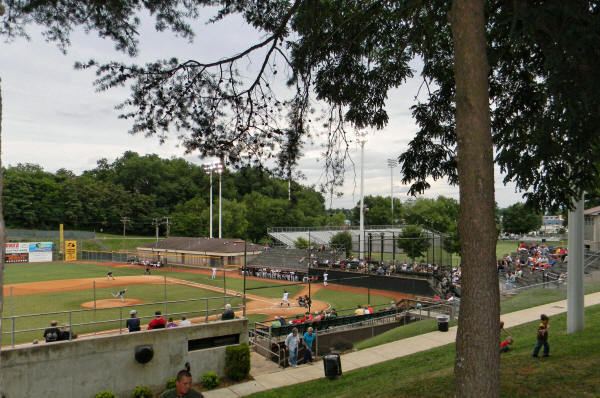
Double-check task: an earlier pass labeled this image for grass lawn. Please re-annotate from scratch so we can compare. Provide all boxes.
[355,279,600,351]
[249,305,600,398]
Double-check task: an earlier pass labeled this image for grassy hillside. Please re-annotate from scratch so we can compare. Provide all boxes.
[249,305,600,398]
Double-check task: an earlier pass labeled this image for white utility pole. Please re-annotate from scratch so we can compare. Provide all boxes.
[387,159,398,225]
[218,165,223,239]
[203,162,223,239]
[567,194,585,333]
[358,133,367,260]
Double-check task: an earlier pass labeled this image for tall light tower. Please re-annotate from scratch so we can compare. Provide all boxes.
[357,132,368,260]
[387,159,398,226]
[203,162,223,239]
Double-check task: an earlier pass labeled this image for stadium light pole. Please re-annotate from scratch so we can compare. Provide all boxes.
[203,162,223,239]
[218,161,223,239]
[387,159,398,226]
[357,132,368,260]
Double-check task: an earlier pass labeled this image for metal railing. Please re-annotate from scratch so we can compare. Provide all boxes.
[1,295,241,348]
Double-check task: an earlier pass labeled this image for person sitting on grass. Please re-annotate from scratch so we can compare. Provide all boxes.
[500,336,513,353]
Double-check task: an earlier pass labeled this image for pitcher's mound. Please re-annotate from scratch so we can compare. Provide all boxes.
[80,299,143,309]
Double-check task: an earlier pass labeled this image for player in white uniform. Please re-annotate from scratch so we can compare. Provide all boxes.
[211,267,217,279]
[280,290,290,307]
[323,272,328,286]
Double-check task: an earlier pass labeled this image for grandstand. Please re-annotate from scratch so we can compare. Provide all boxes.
[268,225,452,265]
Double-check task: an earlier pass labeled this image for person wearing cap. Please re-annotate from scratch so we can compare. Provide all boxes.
[147,310,167,330]
[126,309,141,332]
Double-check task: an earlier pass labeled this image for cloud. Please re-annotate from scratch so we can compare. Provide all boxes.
[2,12,526,211]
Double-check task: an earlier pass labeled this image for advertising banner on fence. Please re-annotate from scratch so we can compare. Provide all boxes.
[28,242,53,262]
[5,242,29,254]
[5,253,29,263]
[65,240,77,262]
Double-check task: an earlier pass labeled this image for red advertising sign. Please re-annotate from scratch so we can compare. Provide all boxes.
[5,253,29,263]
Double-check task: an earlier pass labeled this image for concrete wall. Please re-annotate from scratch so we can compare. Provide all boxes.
[1,319,247,398]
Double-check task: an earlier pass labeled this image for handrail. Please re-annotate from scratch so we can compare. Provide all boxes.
[1,296,241,348]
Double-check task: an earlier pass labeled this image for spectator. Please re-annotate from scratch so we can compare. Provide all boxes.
[500,336,513,353]
[532,314,550,358]
[221,303,235,320]
[367,305,374,314]
[59,324,77,341]
[166,317,178,328]
[285,328,300,368]
[126,309,141,332]
[43,320,61,343]
[354,305,364,316]
[147,311,167,330]
[179,316,192,327]
[160,369,203,398]
[302,327,316,365]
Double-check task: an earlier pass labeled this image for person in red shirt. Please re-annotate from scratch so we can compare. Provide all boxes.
[367,306,374,314]
[500,336,513,353]
[147,310,167,330]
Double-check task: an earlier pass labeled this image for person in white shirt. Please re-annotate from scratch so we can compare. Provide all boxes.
[281,290,290,307]
[285,328,300,367]
[211,267,217,280]
[179,316,192,327]
[323,272,328,286]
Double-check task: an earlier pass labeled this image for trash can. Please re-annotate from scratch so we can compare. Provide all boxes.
[323,353,342,379]
[436,315,449,332]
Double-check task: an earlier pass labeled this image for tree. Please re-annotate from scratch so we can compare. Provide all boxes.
[501,203,542,235]
[294,237,309,250]
[329,232,352,257]
[7,1,599,396]
[397,225,431,262]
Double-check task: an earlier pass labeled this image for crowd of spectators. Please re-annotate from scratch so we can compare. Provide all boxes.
[246,267,302,281]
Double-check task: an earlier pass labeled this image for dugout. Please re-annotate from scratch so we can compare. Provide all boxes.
[137,237,264,267]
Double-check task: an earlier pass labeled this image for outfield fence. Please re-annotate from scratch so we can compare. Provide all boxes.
[1,295,241,348]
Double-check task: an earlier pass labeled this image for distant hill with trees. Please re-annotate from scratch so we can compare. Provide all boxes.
[3,151,340,242]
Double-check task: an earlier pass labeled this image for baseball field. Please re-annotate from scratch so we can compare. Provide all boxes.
[1,261,406,346]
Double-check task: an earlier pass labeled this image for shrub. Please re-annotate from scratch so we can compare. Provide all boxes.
[95,392,116,398]
[201,371,220,390]
[165,377,177,390]
[225,343,250,381]
[131,385,153,398]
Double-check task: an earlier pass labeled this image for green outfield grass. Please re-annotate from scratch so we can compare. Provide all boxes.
[249,305,600,398]
[4,262,303,299]
[2,283,243,346]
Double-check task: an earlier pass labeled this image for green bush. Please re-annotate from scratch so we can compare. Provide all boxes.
[131,385,153,398]
[225,343,250,381]
[165,377,177,390]
[201,371,220,390]
[95,391,116,398]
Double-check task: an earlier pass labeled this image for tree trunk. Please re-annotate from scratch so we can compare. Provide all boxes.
[449,1,500,397]
[0,77,5,393]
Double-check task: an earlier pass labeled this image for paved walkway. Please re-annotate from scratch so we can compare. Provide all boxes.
[204,292,600,397]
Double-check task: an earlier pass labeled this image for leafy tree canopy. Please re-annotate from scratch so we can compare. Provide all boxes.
[397,225,430,261]
[501,202,542,235]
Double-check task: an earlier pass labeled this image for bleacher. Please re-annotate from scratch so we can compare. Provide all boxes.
[263,308,403,338]
[268,226,410,252]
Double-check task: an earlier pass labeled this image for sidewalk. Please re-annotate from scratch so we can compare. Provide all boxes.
[204,292,600,397]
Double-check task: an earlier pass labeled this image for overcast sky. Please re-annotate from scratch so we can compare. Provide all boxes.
[1,11,522,209]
